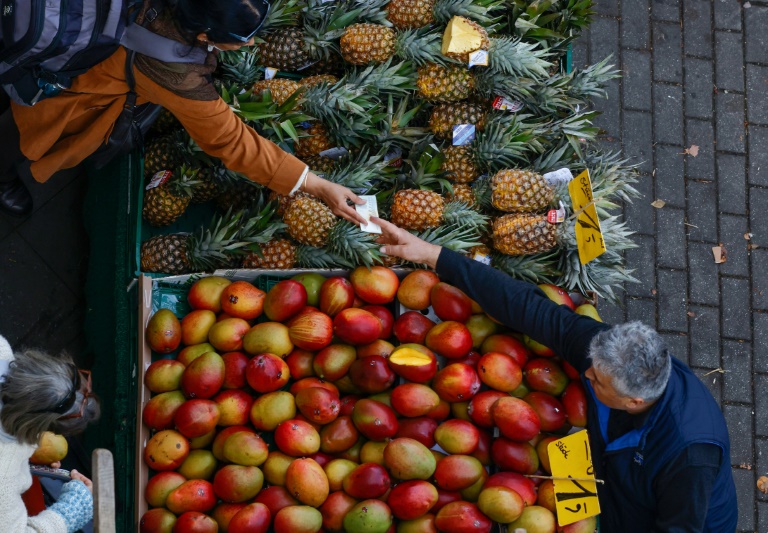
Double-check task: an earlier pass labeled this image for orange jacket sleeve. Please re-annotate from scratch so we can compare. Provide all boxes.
[134,66,306,195]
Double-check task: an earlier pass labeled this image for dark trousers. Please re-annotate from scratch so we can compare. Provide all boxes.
[0,93,25,183]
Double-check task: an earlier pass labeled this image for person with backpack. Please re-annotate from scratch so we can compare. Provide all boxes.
[0,0,367,222]
[0,334,100,532]
[372,217,738,532]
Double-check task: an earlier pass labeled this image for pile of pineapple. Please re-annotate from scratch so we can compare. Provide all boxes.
[139,0,640,303]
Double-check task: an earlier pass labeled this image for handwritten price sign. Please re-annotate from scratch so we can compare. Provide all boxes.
[547,430,601,526]
[568,169,606,265]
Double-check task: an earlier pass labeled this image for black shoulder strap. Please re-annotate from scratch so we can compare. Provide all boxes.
[119,23,207,64]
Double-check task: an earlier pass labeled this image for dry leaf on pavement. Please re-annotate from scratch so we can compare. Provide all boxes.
[758,476,768,494]
[651,199,666,208]
[683,145,700,157]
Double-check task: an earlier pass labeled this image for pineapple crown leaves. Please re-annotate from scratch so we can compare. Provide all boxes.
[488,37,553,80]
[394,27,458,68]
[490,250,560,285]
[185,209,257,271]
[256,0,304,35]
[393,141,452,193]
[470,174,493,212]
[410,224,485,259]
[326,220,383,267]
[375,95,430,147]
[324,148,390,194]
[569,55,621,100]
[346,59,417,96]
[556,252,637,304]
[233,90,314,144]
[167,165,202,196]
[295,244,354,269]
[472,112,548,172]
[546,111,600,159]
[531,140,576,174]
[508,0,594,42]
[473,67,537,102]
[218,49,261,87]
[432,0,505,28]
[346,0,393,26]
[441,200,490,234]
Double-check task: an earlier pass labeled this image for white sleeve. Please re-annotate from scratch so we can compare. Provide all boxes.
[288,166,310,196]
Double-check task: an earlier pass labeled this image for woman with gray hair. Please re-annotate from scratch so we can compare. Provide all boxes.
[374,217,737,533]
[0,334,100,532]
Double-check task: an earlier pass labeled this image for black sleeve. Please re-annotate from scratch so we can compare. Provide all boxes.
[651,444,722,532]
[435,249,610,372]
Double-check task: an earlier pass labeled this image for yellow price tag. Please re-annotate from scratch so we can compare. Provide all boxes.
[568,169,606,265]
[548,430,601,526]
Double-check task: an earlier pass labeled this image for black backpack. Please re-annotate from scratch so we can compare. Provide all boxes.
[0,0,207,105]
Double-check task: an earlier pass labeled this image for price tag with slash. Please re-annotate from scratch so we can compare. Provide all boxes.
[568,169,606,265]
[547,430,602,526]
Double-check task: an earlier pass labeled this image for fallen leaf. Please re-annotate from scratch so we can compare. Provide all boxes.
[684,145,700,157]
[703,368,726,376]
[651,289,657,296]
[758,476,768,494]
[744,233,752,240]
[744,1,751,8]
[687,311,696,318]
[712,246,727,264]
[738,463,752,470]
[651,199,666,208]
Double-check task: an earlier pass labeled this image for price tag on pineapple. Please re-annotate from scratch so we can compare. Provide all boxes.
[548,430,601,526]
[264,67,278,80]
[356,195,382,234]
[568,169,606,265]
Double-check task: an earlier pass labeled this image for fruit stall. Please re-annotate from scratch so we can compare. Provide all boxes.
[80,1,643,531]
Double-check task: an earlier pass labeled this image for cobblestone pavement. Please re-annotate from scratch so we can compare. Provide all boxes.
[576,1,768,530]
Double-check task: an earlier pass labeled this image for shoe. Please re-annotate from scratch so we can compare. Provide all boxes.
[0,177,33,217]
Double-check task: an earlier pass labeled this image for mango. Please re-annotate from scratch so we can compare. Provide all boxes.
[222,431,268,466]
[249,390,296,431]
[143,429,189,471]
[213,464,264,503]
[320,415,360,455]
[227,502,271,533]
[342,462,391,499]
[383,438,436,480]
[166,479,216,514]
[30,431,68,465]
[388,480,439,521]
[324,458,358,492]
[352,398,398,441]
[343,499,393,533]
[478,486,524,523]
[145,471,186,508]
[434,501,491,533]
[180,352,225,399]
[274,419,321,457]
[285,457,329,507]
[319,490,358,532]
[146,308,181,354]
[507,505,556,533]
[391,383,440,418]
[144,359,185,393]
[433,455,484,491]
[176,449,217,481]
[262,451,294,486]
[273,505,323,533]
[139,508,176,533]
[434,419,480,455]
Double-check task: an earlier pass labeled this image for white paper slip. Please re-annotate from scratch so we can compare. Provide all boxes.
[543,167,574,186]
[356,195,382,234]
[264,67,278,80]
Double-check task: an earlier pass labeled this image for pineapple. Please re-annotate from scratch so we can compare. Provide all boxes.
[391,189,444,231]
[298,74,339,87]
[269,189,314,216]
[340,24,397,64]
[143,133,182,177]
[140,207,283,274]
[218,49,261,92]
[142,166,198,227]
[492,213,557,256]
[283,197,383,266]
[428,101,488,139]
[491,169,554,212]
[251,79,301,106]
[441,145,479,183]
[242,238,296,268]
[190,165,222,204]
[441,16,489,63]
[294,123,334,158]
[214,171,269,212]
[391,191,488,232]
[258,27,313,71]
[447,183,475,206]
[151,108,180,136]
[303,155,338,176]
[416,64,475,102]
[387,0,436,29]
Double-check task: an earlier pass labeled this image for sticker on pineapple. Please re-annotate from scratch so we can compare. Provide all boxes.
[468,49,489,67]
[264,67,278,80]
[319,147,349,160]
[452,124,476,146]
[297,121,313,129]
[356,195,382,234]
[492,96,524,112]
[146,170,172,190]
[547,201,567,224]
[544,167,575,186]
[472,251,491,265]
[384,146,403,168]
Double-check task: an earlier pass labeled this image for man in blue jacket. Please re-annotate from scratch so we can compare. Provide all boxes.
[374,217,738,532]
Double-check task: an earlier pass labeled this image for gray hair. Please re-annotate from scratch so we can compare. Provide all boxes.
[588,322,671,402]
[1,349,100,445]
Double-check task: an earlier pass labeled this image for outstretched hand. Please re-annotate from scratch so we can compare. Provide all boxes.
[70,469,93,493]
[304,173,367,225]
[373,217,442,268]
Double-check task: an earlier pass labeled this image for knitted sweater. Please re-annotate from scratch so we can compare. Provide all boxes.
[0,336,93,533]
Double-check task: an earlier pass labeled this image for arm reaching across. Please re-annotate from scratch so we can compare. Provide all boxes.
[305,173,367,225]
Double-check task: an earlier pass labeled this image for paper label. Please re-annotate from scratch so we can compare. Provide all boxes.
[264,67,278,80]
[548,430,601,526]
[468,49,489,67]
[568,169,606,265]
[544,167,575,186]
[547,201,566,224]
[492,96,523,112]
[355,195,382,234]
[319,147,349,160]
[384,146,403,168]
[452,124,476,146]
[146,170,172,190]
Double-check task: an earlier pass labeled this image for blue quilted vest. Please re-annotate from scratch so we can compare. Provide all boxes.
[584,359,737,532]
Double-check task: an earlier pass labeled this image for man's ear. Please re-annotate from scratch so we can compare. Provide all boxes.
[196,32,209,43]
[625,397,646,411]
